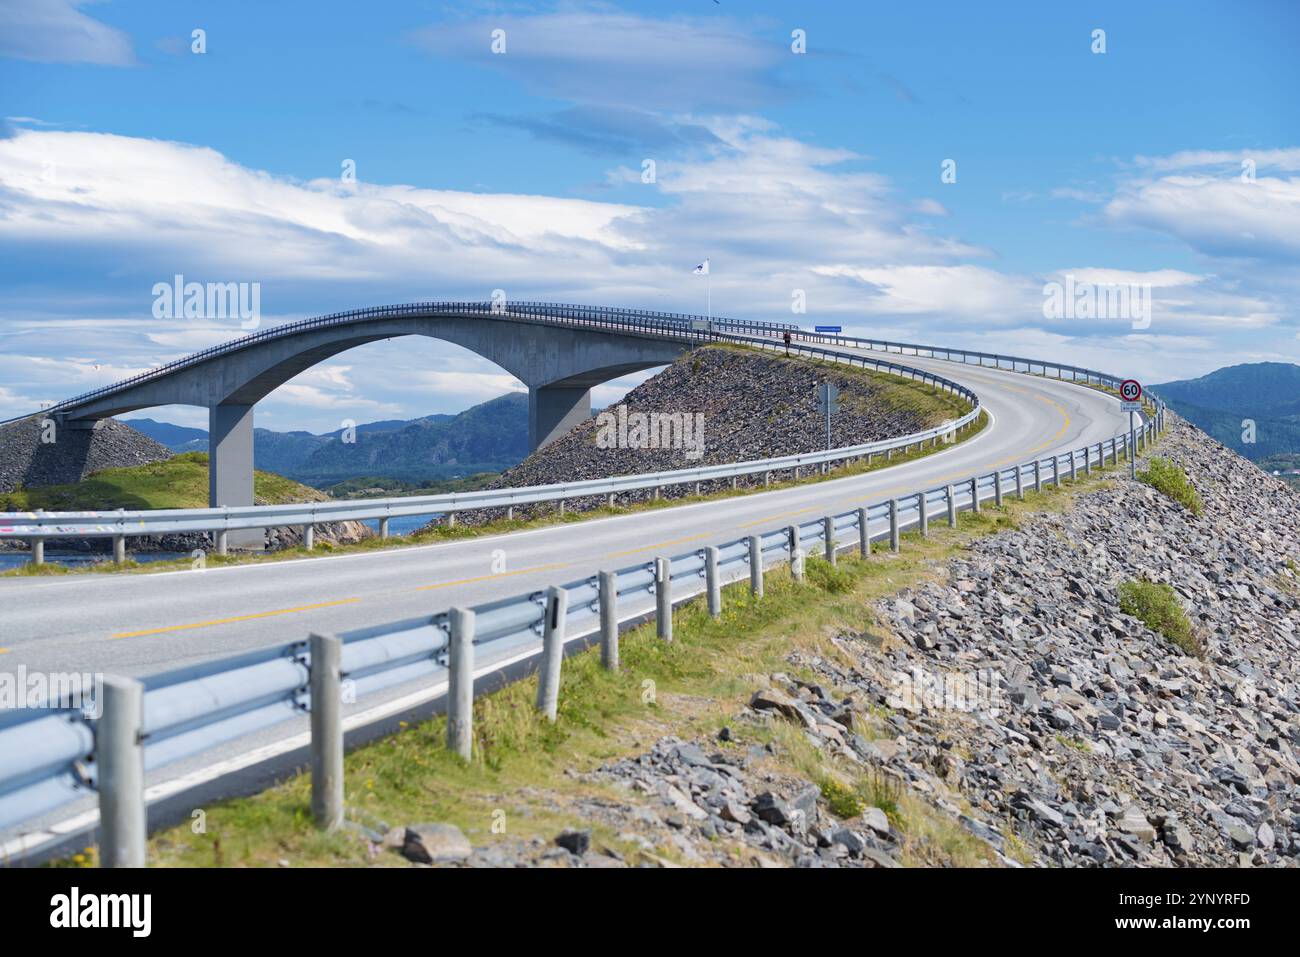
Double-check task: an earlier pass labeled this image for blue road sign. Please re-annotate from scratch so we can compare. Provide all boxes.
[814,325,842,333]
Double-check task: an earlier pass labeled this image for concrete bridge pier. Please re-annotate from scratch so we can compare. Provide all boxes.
[529,384,592,451]
[209,402,262,549]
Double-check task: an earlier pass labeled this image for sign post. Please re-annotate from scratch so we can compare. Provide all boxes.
[818,382,840,451]
[1119,379,1143,479]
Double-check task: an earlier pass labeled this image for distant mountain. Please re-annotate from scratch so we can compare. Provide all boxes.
[123,394,529,486]
[123,417,208,448]
[1152,362,1300,462]
[293,394,528,485]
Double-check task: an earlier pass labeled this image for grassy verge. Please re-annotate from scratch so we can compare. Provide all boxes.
[0,452,319,511]
[49,443,1135,870]
[4,410,990,579]
[1136,457,1204,516]
[1118,579,1203,658]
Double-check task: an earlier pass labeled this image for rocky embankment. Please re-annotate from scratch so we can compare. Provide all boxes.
[0,415,171,493]
[432,346,960,528]
[380,414,1300,867]
[856,414,1300,866]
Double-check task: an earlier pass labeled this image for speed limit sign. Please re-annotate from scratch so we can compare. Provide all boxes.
[1120,379,1142,411]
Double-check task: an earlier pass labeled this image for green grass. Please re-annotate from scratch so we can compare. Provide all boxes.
[1136,456,1204,516]
[1118,579,1204,658]
[0,452,318,511]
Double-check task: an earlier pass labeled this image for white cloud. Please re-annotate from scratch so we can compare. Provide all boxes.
[407,11,784,112]
[0,127,1295,430]
[0,0,134,66]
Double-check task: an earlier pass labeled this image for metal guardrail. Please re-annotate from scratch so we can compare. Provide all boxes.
[793,329,1130,391]
[0,328,981,556]
[0,387,1165,849]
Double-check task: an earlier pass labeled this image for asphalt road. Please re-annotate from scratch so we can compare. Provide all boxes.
[0,351,1127,678]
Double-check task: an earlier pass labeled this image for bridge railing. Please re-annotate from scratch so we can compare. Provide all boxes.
[0,329,982,555]
[0,395,1166,854]
[12,302,796,423]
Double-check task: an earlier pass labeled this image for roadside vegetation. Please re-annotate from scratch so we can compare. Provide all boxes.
[1118,579,1204,658]
[0,452,317,511]
[1136,456,1203,516]
[52,442,1136,870]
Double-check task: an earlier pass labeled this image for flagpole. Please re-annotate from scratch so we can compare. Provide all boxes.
[707,268,711,320]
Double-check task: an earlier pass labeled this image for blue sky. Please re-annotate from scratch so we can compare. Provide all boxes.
[1,0,1297,431]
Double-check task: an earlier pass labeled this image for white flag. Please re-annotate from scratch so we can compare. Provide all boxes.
[693,259,710,275]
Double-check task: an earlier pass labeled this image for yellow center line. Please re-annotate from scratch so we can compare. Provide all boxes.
[416,562,571,591]
[605,533,711,558]
[110,598,362,640]
[737,505,818,529]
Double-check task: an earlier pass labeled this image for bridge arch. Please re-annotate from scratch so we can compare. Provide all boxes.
[45,304,701,523]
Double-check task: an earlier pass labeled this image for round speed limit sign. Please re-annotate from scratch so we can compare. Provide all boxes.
[1120,379,1142,402]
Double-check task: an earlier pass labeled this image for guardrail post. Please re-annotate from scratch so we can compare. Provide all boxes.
[971,476,981,513]
[447,608,475,760]
[607,493,616,508]
[748,535,764,596]
[536,586,568,721]
[506,506,515,521]
[917,492,928,537]
[730,477,738,491]
[653,486,662,501]
[705,546,722,616]
[655,558,673,641]
[309,632,344,830]
[302,524,314,550]
[447,512,457,528]
[30,538,43,565]
[379,517,389,539]
[215,529,228,555]
[98,675,146,868]
[946,485,957,527]
[599,571,618,671]
[112,534,126,564]
[1108,438,1116,465]
[994,471,1003,506]
[857,507,870,557]
[1070,451,1078,483]
[1033,460,1042,492]
[889,500,900,551]
[786,525,804,580]
[1015,465,1024,500]
[1051,456,1061,488]
[822,517,836,564]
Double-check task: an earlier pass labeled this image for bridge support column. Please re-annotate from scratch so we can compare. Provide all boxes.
[209,403,262,549]
[528,385,591,451]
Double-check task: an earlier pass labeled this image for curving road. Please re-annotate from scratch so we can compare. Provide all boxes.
[0,348,1126,678]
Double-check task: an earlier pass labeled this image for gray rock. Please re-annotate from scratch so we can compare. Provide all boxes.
[555,829,591,855]
[402,824,472,864]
